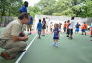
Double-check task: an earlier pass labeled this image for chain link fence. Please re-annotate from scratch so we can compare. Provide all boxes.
[35,15,92,25]
[0,16,17,27]
[0,15,92,28]
[34,15,92,31]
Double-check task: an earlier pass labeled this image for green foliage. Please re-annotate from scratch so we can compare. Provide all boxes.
[36,0,56,15]
[52,8,75,17]
[0,0,22,16]
[28,6,41,17]
[1,0,92,17]
[37,0,92,17]
[82,1,92,17]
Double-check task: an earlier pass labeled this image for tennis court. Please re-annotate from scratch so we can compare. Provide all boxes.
[0,27,92,63]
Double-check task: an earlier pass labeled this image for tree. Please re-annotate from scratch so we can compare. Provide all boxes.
[0,0,22,16]
[28,6,41,17]
[37,0,56,15]
[37,0,92,17]
[81,1,92,17]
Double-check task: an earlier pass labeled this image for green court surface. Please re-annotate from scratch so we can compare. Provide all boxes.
[18,33,92,63]
[0,27,92,63]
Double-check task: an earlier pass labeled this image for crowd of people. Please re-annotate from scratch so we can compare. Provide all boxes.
[37,17,92,47]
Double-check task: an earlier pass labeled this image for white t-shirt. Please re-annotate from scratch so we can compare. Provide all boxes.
[69,20,75,29]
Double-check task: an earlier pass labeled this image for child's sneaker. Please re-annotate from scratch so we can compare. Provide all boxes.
[0,52,15,60]
[28,32,31,35]
[55,42,59,47]
[90,35,92,37]
[67,35,69,37]
[52,42,56,46]
[69,37,73,39]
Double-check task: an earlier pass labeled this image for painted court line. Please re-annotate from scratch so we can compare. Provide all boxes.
[15,35,37,63]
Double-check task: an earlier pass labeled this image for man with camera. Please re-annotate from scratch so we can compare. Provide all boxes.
[0,13,29,59]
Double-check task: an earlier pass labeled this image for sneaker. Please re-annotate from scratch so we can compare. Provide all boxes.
[90,35,92,37]
[30,32,31,34]
[52,42,56,46]
[37,37,41,39]
[0,52,14,60]
[55,42,59,47]
[42,35,45,36]
[67,35,69,37]
[28,32,31,35]
[70,37,73,39]
[39,37,41,39]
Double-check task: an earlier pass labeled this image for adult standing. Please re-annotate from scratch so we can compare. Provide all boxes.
[68,17,75,39]
[42,18,46,36]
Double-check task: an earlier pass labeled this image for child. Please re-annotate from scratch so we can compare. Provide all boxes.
[63,21,67,32]
[58,23,62,33]
[19,1,28,13]
[50,24,53,33]
[42,18,46,36]
[37,19,42,39]
[53,24,60,47]
[27,15,33,34]
[90,24,92,37]
[81,22,88,35]
[66,20,70,37]
[68,17,75,39]
[75,22,81,33]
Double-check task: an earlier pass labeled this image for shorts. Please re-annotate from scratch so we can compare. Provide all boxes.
[67,29,70,35]
[81,29,86,32]
[27,24,32,30]
[69,29,73,35]
[63,27,66,32]
[75,28,79,32]
[53,37,59,39]
[38,30,41,35]
[42,25,46,29]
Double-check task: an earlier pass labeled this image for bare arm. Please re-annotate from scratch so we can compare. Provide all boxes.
[12,35,28,42]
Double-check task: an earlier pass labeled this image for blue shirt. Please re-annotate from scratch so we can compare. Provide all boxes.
[28,16,33,24]
[90,25,92,28]
[53,28,59,37]
[37,22,42,31]
[75,23,80,28]
[19,6,27,13]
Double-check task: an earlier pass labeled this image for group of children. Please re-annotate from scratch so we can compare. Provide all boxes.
[37,19,60,47]
[37,17,92,47]
[37,18,47,39]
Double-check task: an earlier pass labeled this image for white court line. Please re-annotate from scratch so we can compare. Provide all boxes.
[15,35,37,63]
